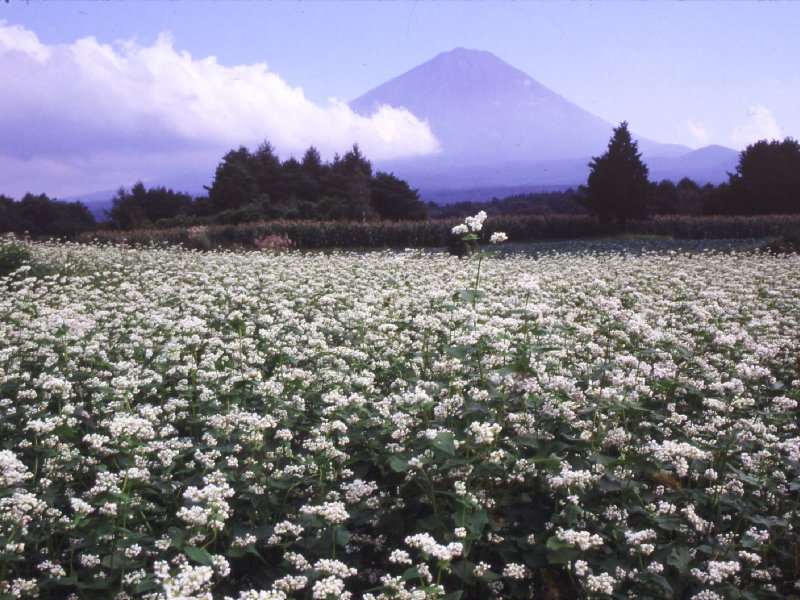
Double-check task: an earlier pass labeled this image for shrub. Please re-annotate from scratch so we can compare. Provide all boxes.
[254,233,295,251]
[184,228,213,252]
[759,227,800,254]
[0,235,32,276]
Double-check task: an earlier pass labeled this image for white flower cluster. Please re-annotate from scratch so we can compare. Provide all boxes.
[312,575,350,600]
[690,560,741,584]
[585,572,617,595]
[502,562,530,580]
[225,591,287,600]
[341,479,379,504]
[0,450,32,486]
[468,421,502,444]
[547,465,599,489]
[301,501,349,524]
[556,528,604,551]
[646,440,711,477]
[154,561,215,600]
[314,559,357,578]
[624,528,657,555]
[177,472,234,531]
[106,413,157,441]
[690,592,723,600]
[388,549,412,564]
[404,532,463,561]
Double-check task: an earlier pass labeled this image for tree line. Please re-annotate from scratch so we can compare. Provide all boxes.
[578,123,800,225]
[108,142,426,230]
[2,133,800,237]
[0,193,96,238]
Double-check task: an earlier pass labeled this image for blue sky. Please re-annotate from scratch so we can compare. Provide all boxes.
[2,1,799,197]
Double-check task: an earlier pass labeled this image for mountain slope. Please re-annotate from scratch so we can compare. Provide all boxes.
[351,47,688,163]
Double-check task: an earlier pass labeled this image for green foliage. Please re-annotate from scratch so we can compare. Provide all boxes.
[726,137,800,214]
[579,122,651,225]
[0,235,32,276]
[759,227,800,254]
[204,140,425,226]
[0,193,96,238]
[208,146,260,213]
[108,181,193,229]
[647,177,718,215]
[372,172,427,221]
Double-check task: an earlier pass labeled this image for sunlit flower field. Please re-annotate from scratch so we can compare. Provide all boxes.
[1,240,798,600]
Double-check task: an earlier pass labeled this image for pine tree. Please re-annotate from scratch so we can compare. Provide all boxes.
[579,122,650,225]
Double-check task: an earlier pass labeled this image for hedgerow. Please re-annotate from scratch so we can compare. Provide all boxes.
[79,214,800,251]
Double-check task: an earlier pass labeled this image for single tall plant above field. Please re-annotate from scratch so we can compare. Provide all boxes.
[451,211,507,308]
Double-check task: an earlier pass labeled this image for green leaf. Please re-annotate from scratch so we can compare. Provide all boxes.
[132,580,159,594]
[100,553,127,569]
[546,547,582,564]
[454,289,486,303]
[667,546,691,575]
[466,510,489,536]
[546,536,573,551]
[168,526,186,549]
[442,592,463,600]
[563,503,583,525]
[335,527,352,547]
[514,434,539,449]
[226,546,247,558]
[649,573,674,593]
[389,455,411,472]
[184,545,212,566]
[431,432,456,456]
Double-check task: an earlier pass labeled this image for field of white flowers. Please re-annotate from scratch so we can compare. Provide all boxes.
[1,238,798,600]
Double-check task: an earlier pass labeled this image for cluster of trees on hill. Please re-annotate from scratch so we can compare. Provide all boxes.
[0,193,96,237]
[107,142,426,229]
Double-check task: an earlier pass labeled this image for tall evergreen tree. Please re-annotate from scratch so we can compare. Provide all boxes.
[207,147,258,212]
[579,122,650,225]
[251,141,283,201]
[340,145,376,222]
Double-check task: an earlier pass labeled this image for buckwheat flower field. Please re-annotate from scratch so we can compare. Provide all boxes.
[1,240,798,600]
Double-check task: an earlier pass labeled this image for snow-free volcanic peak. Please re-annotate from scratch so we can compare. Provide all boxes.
[350,47,683,163]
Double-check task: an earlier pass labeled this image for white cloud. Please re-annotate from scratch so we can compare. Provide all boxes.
[730,104,783,148]
[0,21,439,196]
[684,120,711,148]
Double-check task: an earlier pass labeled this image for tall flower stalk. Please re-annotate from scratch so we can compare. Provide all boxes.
[451,211,507,308]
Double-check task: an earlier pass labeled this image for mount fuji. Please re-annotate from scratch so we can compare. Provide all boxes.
[350,48,738,202]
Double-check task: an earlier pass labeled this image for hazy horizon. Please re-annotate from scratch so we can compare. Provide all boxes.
[1,1,798,198]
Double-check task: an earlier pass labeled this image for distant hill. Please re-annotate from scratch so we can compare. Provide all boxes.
[648,145,739,184]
